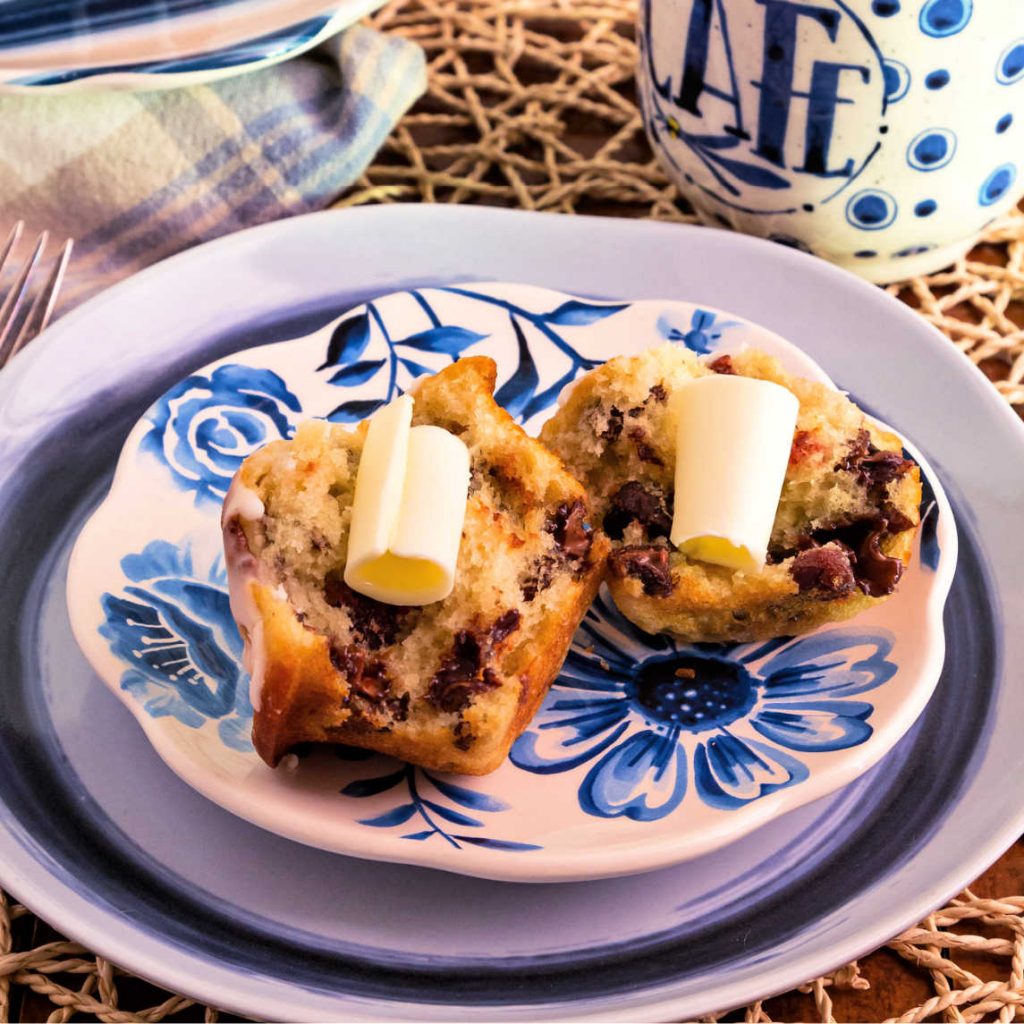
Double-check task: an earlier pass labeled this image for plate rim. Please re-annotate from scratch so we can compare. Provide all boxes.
[0,0,342,74]
[0,0,381,93]
[1,205,1021,1022]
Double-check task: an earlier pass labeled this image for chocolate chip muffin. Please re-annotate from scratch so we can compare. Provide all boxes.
[540,344,921,643]
[223,357,609,775]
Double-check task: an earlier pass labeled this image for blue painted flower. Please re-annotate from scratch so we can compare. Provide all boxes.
[99,540,253,752]
[656,308,740,355]
[142,364,301,503]
[511,594,896,821]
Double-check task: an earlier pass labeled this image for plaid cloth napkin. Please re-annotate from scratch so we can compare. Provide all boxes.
[0,25,425,309]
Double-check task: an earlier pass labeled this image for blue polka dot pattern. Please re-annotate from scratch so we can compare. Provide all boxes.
[846,190,897,231]
[914,200,937,217]
[925,70,950,89]
[883,59,911,103]
[907,129,957,172]
[997,41,1024,85]
[979,164,1017,206]
[919,0,972,37]
[997,114,1013,134]
[895,245,934,257]
[871,0,900,14]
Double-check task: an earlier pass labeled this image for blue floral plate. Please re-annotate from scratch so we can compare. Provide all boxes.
[1,207,1019,1021]
[0,0,375,92]
[66,279,955,883]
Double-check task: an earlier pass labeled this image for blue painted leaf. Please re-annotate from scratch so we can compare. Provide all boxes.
[688,132,741,151]
[543,300,628,326]
[359,803,419,828]
[399,357,433,377]
[340,768,406,797]
[494,315,539,417]
[454,836,542,851]
[328,398,385,423]
[707,153,792,190]
[521,366,578,420]
[397,327,487,355]
[327,359,385,386]
[402,830,436,841]
[424,773,508,812]
[422,799,483,828]
[318,312,371,369]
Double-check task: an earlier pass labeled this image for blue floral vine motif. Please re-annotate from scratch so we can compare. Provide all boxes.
[99,540,254,752]
[913,453,941,571]
[511,594,897,822]
[319,286,627,423]
[337,748,540,851]
[656,307,741,355]
[142,364,301,504]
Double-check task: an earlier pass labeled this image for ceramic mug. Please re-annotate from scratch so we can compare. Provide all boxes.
[637,0,1024,283]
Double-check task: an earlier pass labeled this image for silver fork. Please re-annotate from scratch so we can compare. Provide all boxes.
[0,221,74,370]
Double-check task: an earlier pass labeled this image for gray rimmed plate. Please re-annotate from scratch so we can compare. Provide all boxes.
[0,206,1019,1021]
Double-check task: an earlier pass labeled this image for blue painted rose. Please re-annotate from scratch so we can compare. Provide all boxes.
[100,540,253,752]
[142,363,301,503]
[512,593,896,821]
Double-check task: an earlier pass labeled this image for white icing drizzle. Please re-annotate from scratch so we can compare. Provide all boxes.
[222,480,265,523]
[247,620,266,713]
[222,476,269,714]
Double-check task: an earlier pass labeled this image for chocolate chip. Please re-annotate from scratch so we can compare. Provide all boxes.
[329,643,399,713]
[836,429,872,473]
[856,521,904,597]
[836,429,912,488]
[329,642,363,678]
[601,406,624,442]
[881,507,916,534]
[627,405,644,419]
[793,515,906,598]
[387,692,410,722]
[859,449,913,486]
[323,572,407,650]
[547,500,592,562]
[603,481,673,541]
[453,720,474,750]
[427,610,520,714]
[708,355,735,375]
[649,382,668,403]
[791,546,856,596]
[520,554,556,601]
[354,661,391,703]
[489,609,521,645]
[608,545,673,597]
[627,427,664,466]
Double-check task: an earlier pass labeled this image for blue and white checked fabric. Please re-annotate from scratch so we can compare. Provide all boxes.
[0,26,425,309]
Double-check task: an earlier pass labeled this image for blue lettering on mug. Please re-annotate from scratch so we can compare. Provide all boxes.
[641,0,886,215]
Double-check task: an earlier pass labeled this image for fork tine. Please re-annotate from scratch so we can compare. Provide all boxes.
[0,220,24,280]
[0,230,48,362]
[6,238,73,362]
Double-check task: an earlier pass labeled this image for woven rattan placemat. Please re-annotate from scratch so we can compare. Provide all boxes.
[2,1,1022,1020]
